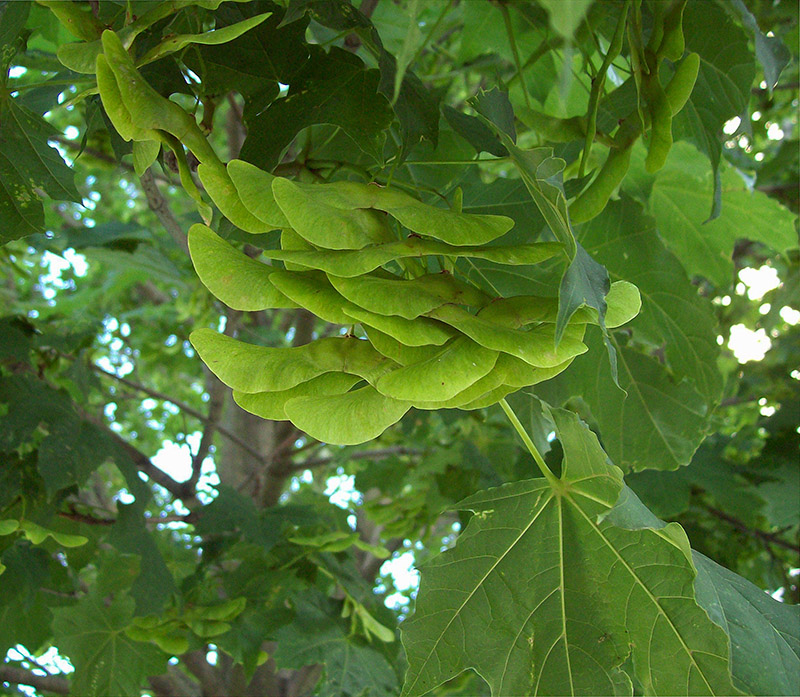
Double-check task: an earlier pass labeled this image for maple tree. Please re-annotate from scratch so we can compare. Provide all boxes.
[0,1,798,696]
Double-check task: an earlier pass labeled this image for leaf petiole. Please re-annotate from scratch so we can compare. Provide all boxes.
[499,398,560,488]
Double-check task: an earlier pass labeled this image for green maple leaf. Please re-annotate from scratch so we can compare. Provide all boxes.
[274,593,398,697]
[52,595,166,697]
[0,99,81,244]
[401,408,739,696]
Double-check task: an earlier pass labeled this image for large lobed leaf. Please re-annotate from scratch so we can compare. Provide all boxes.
[402,408,739,696]
[52,595,166,697]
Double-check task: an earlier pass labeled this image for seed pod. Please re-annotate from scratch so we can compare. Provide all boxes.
[645,83,673,173]
[665,52,700,116]
[658,0,688,61]
[569,143,634,224]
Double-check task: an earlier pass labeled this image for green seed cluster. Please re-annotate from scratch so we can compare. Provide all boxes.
[93,27,640,445]
[190,171,640,445]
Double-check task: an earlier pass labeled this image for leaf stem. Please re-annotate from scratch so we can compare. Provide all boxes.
[579,1,630,177]
[499,399,559,487]
[500,3,531,109]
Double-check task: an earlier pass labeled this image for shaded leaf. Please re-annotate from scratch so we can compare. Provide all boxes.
[693,553,799,696]
[274,592,398,697]
[184,3,309,122]
[673,1,754,218]
[540,329,709,472]
[443,105,507,157]
[52,595,166,697]
[107,503,176,616]
[728,0,791,93]
[0,99,80,243]
[580,196,723,404]
[648,143,798,287]
[137,12,273,66]
[240,45,393,170]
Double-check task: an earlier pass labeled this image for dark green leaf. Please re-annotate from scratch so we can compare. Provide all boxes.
[673,1,754,219]
[52,595,167,697]
[274,592,398,697]
[579,196,723,404]
[729,0,791,93]
[107,503,176,616]
[443,105,507,157]
[240,45,393,170]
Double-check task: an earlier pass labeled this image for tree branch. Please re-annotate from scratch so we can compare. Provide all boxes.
[344,0,379,52]
[139,167,190,254]
[181,650,227,697]
[703,504,799,553]
[189,311,241,487]
[189,368,227,489]
[57,509,194,527]
[148,667,201,697]
[103,421,197,503]
[53,135,176,186]
[294,446,422,471]
[0,665,70,695]
[91,364,266,464]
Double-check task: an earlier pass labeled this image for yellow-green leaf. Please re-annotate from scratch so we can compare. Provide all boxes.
[190,329,396,393]
[188,224,297,311]
[284,386,411,445]
[234,373,361,421]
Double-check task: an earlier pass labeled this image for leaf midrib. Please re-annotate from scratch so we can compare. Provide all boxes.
[568,489,720,694]
[403,486,554,696]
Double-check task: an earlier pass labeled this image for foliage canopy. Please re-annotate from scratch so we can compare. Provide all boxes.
[0,1,798,696]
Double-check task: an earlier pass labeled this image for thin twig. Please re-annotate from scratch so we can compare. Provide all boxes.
[53,135,175,186]
[703,504,799,553]
[0,666,70,695]
[91,364,265,463]
[188,312,239,486]
[294,446,423,471]
[139,167,190,254]
[57,510,194,527]
[100,418,195,502]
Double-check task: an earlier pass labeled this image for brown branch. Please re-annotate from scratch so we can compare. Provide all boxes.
[53,136,175,186]
[148,666,201,697]
[704,504,799,553]
[103,420,196,503]
[344,0,379,52]
[189,311,240,487]
[91,363,266,464]
[294,446,423,471]
[57,509,194,527]
[139,167,190,254]
[226,93,246,159]
[189,369,226,488]
[181,650,227,697]
[0,665,70,695]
